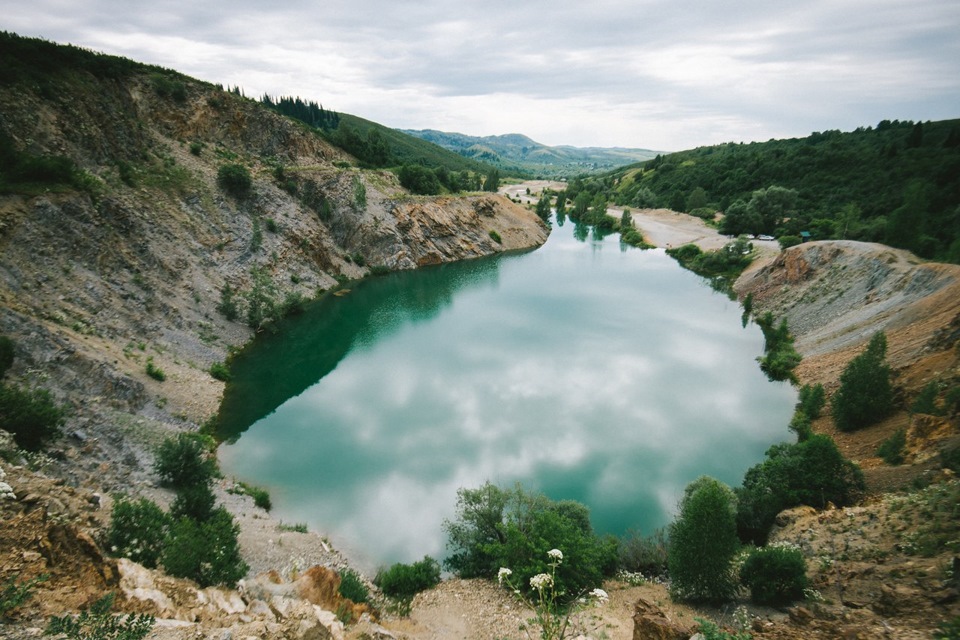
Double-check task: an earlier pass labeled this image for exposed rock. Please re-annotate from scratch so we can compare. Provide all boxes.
[632,596,691,640]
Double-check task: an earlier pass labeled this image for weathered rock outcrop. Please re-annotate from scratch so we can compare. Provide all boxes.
[736,240,960,361]
[632,597,691,640]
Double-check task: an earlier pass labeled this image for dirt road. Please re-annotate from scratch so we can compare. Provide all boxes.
[501,181,780,257]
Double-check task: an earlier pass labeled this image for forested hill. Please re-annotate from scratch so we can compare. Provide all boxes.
[0,31,497,185]
[401,129,659,178]
[584,120,960,263]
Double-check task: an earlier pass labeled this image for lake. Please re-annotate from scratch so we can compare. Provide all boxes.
[217,218,796,571]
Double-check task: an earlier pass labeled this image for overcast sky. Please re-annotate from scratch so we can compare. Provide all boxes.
[6,0,959,150]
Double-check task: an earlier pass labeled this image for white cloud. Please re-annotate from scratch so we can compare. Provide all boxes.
[8,1,957,154]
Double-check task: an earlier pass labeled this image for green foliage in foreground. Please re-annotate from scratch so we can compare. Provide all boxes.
[443,482,617,601]
[736,434,865,545]
[153,432,218,490]
[1,573,47,619]
[668,477,740,603]
[0,383,65,451]
[694,617,752,640]
[161,509,248,588]
[338,568,370,604]
[109,434,247,588]
[936,615,960,640]
[46,592,154,640]
[375,556,441,600]
[832,332,894,432]
[106,497,171,569]
[739,544,808,605]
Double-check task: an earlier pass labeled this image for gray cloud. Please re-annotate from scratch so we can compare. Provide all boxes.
[6,0,958,148]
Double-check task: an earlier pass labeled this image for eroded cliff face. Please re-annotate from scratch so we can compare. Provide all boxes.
[736,240,960,362]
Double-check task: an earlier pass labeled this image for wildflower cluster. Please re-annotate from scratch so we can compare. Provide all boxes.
[497,549,608,640]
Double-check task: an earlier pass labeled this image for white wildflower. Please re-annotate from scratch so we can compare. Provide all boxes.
[497,567,513,585]
[547,548,563,561]
[529,573,553,591]
[589,588,609,602]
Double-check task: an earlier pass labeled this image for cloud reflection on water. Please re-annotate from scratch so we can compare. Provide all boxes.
[219,229,795,571]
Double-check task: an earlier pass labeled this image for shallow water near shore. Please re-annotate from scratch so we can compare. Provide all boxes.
[217,219,795,570]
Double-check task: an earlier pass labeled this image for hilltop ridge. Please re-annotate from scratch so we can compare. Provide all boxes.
[401,128,659,177]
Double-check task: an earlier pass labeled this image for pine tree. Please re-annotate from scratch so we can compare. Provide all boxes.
[832,332,894,431]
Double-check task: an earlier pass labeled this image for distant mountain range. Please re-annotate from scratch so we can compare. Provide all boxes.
[400,129,660,178]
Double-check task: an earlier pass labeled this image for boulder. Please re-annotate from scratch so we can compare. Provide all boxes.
[632,597,691,640]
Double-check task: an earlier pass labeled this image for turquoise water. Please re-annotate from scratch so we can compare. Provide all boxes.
[217,220,795,570]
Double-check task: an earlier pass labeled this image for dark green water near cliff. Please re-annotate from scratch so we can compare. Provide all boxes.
[217,220,795,570]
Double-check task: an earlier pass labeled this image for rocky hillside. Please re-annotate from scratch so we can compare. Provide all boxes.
[0,49,547,483]
[737,240,960,485]
[0,40,546,638]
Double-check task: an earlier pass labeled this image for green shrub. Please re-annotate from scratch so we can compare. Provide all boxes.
[244,267,278,330]
[229,481,272,511]
[153,433,219,490]
[694,617,752,640]
[217,283,239,321]
[0,384,65,451]
[755,312,801,382]
[106,497,171,569]
[338,568,369,604]
[150,73,187,103]
[217,163,252,198]
[617,528,668,576]
[0,335,13,378]
[443,483,616,600]
[352,175,367,211]
[189,142,203,156]
[936,615,960,640]
[668,477,740,603]
[489,230,502,244]
[145,358,165,381]
[1,573,47,619]
[877,428,907,465]
[249,216,263,252]
[736,435,865,544]
[46,592,154,640]
[209,362,231,382]
[942,445,960,473]
[946,385,960,415]
[797,383,826,419]
[398,164,442,195]
[739,544,808,605]
[911,381,943,415]
[778,235,803,250]
[375,556,441,600]
[169,483,217,522]
[832,332,894,432]
[265,217,278,233]
[162,509,248,587]
[787,410,812,442]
